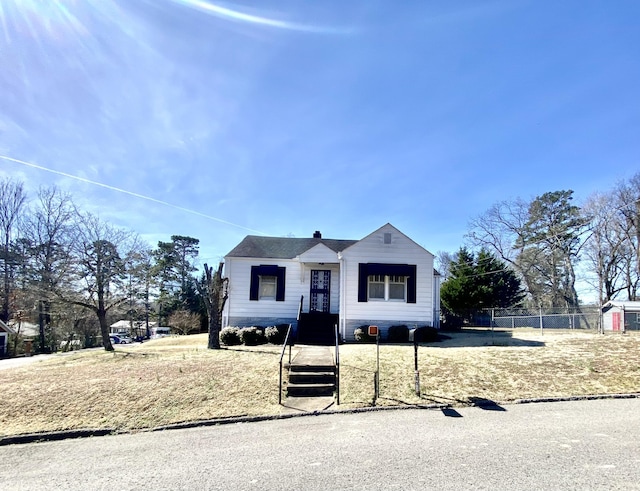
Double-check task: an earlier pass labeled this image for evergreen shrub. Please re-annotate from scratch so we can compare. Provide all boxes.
[265,324,289,344]
[240,327,267,346]
[219,327,242,346]
[441,313,464,331]
[387,325,409,343]
[414,326,439,343]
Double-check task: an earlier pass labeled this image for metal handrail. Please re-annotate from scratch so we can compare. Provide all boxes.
[278,323,293,405]
[334,323,340,405]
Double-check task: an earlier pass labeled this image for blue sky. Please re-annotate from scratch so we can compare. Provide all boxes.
[1,0,639,277]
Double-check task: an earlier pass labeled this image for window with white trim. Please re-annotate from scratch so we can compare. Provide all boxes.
[368,274,406,301]
[368,275,385,299]
[259,275,277,299]
[250,265,286,301]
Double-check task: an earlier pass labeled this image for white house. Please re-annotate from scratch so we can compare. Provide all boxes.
[601,301,640,332]
[109,320,156,335]
[0,319,16,356]
[223,223,441,342]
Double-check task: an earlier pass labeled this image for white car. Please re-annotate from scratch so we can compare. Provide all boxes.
[109,335,133,344]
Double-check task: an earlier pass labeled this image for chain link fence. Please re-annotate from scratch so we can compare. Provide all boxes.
[489,306,600,331]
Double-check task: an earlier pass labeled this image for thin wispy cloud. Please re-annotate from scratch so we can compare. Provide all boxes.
[1,0,638,286]
[170,0,356,34]
[0,155,267,235]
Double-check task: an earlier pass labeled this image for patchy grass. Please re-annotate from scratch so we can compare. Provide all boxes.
[339,329,640,407]
[0,335,287,437]
[1,330,639,437]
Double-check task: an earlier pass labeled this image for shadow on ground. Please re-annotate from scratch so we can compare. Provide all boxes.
[441,407,463,418]
[378,395,507,416]
[468,396,507,411]
[421,328,545,348]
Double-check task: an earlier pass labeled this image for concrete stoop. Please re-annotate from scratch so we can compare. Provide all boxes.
[282,346,337,413]
[280,396,336,414]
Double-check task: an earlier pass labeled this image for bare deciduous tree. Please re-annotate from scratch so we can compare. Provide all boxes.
[616,173,640,300]
[467,198,540,302]
[467,191,589,308]
[64,213,139,351]
[435,250,454,281]
[125,248,154,338]
[0,178,27,323]
[167,309,200,335]
[200,262,228,349]
[22,186,77,352]
[582,192,629,305]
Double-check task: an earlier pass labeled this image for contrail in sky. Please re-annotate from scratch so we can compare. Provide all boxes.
[170,0,355,34]
[0,155,267,235]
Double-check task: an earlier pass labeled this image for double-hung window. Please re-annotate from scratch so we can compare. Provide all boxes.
[259,275,277,299]
[359,263,416,303]
[250,266,286,301]
[368,275,385,300]
[388,275,406,300]
[368,274,406,301]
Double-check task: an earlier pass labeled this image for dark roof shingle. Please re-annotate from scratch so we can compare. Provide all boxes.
[226,235,357,259]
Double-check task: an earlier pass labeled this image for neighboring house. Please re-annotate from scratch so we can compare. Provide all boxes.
[6,321,38,338]
[0,319,17,356]
[110,320,156,335]
[601,301,640,332]
[223,223,441,342]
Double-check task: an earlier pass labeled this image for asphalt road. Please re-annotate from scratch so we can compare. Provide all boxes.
[1,398,639,490]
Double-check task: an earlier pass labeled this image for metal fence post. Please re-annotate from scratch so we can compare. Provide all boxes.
[539,307,544,335]
[414,335,420,396]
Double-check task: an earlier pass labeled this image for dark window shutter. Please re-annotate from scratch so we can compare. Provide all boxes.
[407,265,417,303]
[276,267,286,302]
[358,264,368,302]
[249,266,260,301]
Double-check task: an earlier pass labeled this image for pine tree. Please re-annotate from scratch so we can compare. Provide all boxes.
[441,247,524,321]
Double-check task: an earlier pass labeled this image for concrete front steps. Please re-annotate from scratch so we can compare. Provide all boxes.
[287,365,336,397]
[285,346,336,398]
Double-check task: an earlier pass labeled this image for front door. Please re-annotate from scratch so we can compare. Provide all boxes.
[613,312,621,332]
[310,270,331,313]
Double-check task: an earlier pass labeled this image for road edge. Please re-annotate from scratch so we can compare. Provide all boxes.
[3,392,639,446]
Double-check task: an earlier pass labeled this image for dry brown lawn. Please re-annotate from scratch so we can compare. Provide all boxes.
[340,329,640,408]
[1,329,639,437]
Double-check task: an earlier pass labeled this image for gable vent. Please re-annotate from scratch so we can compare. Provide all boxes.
[384,233,392,244]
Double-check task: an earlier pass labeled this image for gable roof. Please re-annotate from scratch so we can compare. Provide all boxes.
[226,235,358,259]
[110,320,157,329]
[342,223,434,256]
[0,319,17,335]
[602,301,640,312]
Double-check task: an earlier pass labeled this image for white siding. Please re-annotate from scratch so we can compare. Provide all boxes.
[298,243,340,263]
[223,258,342,325]
[0,333,7,356]
[340,224,434,337]
[223,257,303,326]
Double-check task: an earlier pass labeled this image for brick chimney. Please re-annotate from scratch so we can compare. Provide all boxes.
[313,231,322,239]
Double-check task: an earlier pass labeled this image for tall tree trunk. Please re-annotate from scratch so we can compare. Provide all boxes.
[202,262,228,350]
[99,308,114,352]
[635,198,640,300]
[97,291,114,352]
[1,240,9,323]
[38,299,52,353]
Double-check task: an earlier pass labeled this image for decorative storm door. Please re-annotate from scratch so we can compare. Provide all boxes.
[310,270,331,313]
